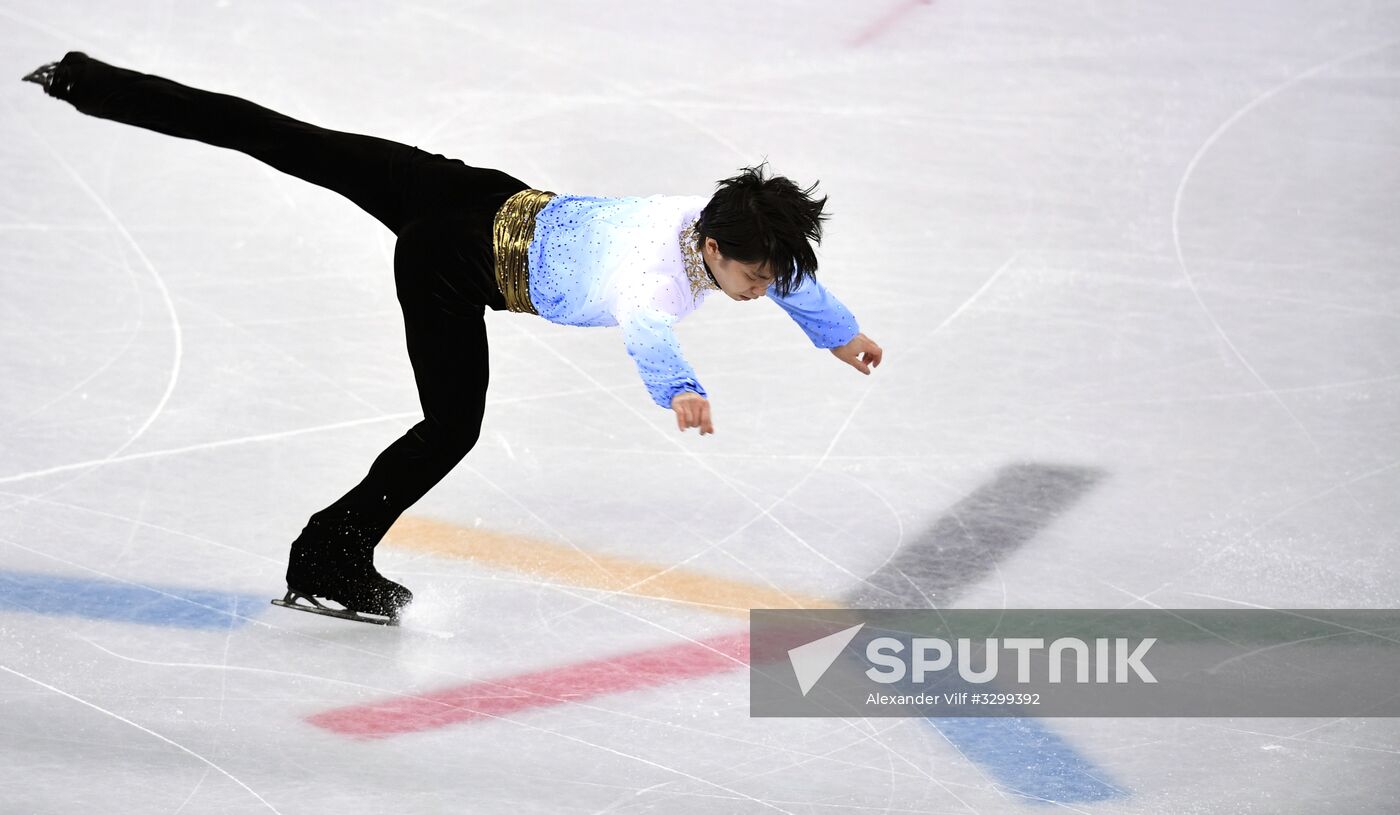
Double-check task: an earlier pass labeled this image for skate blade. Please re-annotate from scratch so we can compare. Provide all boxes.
[271,590,400,627]
[21,63,55,84]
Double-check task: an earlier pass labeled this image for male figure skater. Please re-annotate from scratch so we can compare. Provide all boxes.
[23,52,884,625]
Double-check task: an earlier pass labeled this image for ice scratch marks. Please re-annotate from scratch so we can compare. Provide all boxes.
[1170,38,1400,458]
[5,97,185,470]
[0,412,419,485]
[0,488,281,564]
[1136,457,1400,602]
[0,383,660,486]
[0,663,285,815]
[847,463,1103,607]
[510,329,820,618]
[0,250,147,436]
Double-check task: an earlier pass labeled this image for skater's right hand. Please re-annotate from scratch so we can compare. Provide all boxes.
[671,391,714,436]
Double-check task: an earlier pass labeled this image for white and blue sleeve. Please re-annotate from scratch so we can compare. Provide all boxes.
[617,281,708,409]
[767,272,860,349]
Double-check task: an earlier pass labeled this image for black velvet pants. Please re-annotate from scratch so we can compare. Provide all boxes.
[52,53,529,571]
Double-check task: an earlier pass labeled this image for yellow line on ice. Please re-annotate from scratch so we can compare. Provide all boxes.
[384,516,835,617]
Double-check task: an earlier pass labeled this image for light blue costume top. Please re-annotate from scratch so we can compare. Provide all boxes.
[526,194,859,409]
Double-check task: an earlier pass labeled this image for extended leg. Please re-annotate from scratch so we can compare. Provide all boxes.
[26,51,534,239]
[29,51,420,234]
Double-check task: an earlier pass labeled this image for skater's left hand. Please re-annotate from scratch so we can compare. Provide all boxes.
[831,333,883,375]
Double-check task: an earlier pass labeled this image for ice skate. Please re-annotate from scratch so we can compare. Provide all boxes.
[275,533,414,626]
[21,51,88,99]
[272,583,410,627]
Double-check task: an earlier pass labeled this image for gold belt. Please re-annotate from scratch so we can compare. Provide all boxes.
[492,188,557,314]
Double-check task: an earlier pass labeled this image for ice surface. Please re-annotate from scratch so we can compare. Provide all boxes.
[3,1,1399,812]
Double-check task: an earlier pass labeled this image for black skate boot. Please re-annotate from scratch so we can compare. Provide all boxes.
[275,519,413,626]
[21,51,89,100]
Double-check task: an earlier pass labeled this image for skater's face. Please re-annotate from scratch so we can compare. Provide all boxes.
[701,237,774,301]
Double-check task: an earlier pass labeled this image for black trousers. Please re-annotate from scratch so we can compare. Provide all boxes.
[57,54,529,563]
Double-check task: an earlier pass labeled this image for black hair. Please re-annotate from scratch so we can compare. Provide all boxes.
[696,162,829,298]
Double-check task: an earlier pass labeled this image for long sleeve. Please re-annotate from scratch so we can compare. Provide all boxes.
[616,278,708,409]
[767,272,860,349]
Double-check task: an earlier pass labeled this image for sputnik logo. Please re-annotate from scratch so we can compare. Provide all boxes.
[787,623,865,696]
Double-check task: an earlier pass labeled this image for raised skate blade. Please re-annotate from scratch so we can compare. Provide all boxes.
[271,589,400,627]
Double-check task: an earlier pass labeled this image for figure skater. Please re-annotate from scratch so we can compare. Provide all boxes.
[22,51,883,624]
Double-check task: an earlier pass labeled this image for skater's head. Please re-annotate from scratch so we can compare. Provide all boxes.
[697,162,829,301]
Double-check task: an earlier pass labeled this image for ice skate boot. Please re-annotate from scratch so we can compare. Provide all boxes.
[276,529,413,626]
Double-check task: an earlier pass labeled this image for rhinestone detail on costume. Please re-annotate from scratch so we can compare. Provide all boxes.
[679,220,720,303]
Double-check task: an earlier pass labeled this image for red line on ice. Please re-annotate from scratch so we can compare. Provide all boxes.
[848,0,933,48]
[307,631,751,738]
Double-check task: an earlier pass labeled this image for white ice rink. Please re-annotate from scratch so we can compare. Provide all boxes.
[3,1,1399,812]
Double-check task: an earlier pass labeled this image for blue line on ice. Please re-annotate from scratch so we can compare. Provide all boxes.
[0,569,259,629]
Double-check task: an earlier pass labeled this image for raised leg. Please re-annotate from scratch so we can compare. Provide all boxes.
[37,51,429,234]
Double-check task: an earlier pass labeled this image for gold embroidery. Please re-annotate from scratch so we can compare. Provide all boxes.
[492,188,557,314]
[679,219,720,302]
